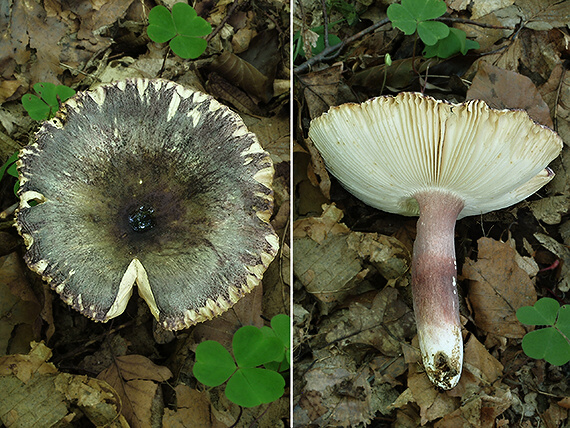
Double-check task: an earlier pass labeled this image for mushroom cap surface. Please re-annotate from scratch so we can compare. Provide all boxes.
[309,92,563,219]
[16,79,279,330]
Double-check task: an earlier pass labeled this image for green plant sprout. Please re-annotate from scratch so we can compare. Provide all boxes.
[21,82,76,121]
[423,27,479,58]
[327,0,359,26]
[0,151,20,195]
[387,0,479,59]
[293,21,343,61]
[516,298,570,366]
[147,3,212,59]
[193,314,290,408]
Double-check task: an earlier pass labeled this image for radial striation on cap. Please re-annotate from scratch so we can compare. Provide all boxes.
[16,78,279,330]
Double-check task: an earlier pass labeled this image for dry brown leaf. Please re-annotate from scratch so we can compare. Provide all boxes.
[294,204,412,304]
[192,281,264,349]
[297,354,375,427]
[0,342,126,427]
[312,287,415,356]
[455,13,508,52]
[298,64,343,120]
[464,237,537,339]
[517,0,570,30]
[350,57,439,92]
[293,205,364,303]
[306,136,332,200]
[346,232,410,284]
[98,354,172,428]
[466,62,554,127]
[293,204,350,243]
[294,151,330,216]
[529,195,570,225]
[471,0,515,19]
[1,0,137,102]
[463,335,504,385]
[542,402,569,428]
[0,253,42,356]
[435,385,513,428]
[369,355,408,386]
[540,62,570,146]
[242,112,290,163]
[407,363,459,425]
[534,233,570,292]
[162,385,213,428]
[210,51,272,103]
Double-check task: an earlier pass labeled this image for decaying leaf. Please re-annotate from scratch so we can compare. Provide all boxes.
[464,238,537,339]
[296,354,375,427]
[243,113,290,163]
[0,341,126,427]
[540,62,570,147]
[534,233,570,292]
[346,232,410,285]
[0,253,41,356]
[210,51,272,103]
[312,287,415,356]
[294,204,410,305]
[466,62,553,127]
[293,204,365,303]
[298,64,343,120]
[529,195,570,225]
[98,354,172,428]
[162,384,212,428]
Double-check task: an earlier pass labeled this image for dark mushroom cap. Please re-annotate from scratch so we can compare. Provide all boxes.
[16,79,279,330]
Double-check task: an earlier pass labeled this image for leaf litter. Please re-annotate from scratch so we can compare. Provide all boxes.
[294,0,570,426]
[0,0,290,427]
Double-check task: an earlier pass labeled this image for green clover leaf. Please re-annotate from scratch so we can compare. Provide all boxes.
[225,367,285,408]
[423,27,480,58]
[233,325,283,368]
[517,298,570,366]
[147,3,212,59]
[193,340,236,386]
[21,82,75,121]
[387,0,449,45]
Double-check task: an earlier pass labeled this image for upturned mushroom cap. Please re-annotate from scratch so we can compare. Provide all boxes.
[309,92,562,219]
[16,79,279,330]
[309,92,563,390]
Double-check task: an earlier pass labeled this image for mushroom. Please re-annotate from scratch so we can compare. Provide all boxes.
[308,92,563,389]
[16,78,279,330]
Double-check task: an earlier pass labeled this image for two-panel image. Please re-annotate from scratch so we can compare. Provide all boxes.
[0,0,567,426]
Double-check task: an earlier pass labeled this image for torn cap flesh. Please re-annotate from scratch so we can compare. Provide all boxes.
[16,79,279,330]
[309,92,563,389]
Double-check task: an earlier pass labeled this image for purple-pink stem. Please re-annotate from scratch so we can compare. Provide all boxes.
[412,190,464,390]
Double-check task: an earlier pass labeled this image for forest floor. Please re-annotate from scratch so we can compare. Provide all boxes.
[293,0,570,427]
[0,1,290,427]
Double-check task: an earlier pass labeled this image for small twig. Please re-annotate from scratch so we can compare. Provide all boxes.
[436,16,515,30]
[294,14,516,74]
[228,406,243,428]
[411,32,419,76]
[321,0,329,50]
[206,0,241,43]
[553,65,567,132]
[157,45,171,78]
[0,202,17,219]
[294,17,390,74]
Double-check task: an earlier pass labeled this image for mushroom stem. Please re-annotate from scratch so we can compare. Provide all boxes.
[411,190,464,390]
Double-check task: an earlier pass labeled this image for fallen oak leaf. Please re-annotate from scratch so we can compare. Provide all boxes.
[98,354,172,428]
